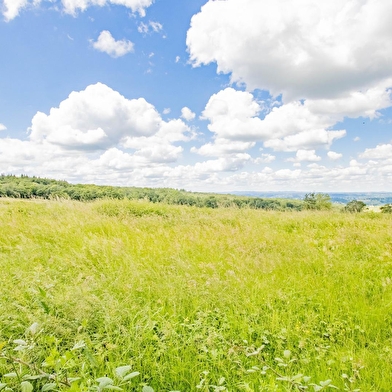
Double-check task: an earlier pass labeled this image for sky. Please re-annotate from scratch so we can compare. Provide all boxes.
[0,0,392,192]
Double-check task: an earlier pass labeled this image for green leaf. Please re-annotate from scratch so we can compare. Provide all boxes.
[67,378,81,383]
[12,339,27,346]
[122,372,140,382]
[142,387,154,392]
[0,384,7,391]
[23,375,47,381]
[115,365,132,379]
[41,383,57,391]
[21,381,33,392]
[96,377,114,387]
[3,373,17,378]
[103,387,122,391]
[283,350,291,358]
[71,341,86,351]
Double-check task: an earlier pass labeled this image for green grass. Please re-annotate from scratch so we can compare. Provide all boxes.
[1,198,392,391]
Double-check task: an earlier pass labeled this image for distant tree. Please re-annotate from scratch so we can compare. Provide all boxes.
[303,192,332,210]
[343,200,366,213]
[380,204,392,213]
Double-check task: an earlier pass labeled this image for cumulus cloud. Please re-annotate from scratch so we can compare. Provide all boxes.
[188,2,392,164]
[198,88,348,154]
[0,123,6,131]
[92,31,134,58]
[187,0,392,101]
[191,139,255,157]
[359,143,392,160]
[180,107,195,121]
[3,0,31,21]
[201,88,264,141]
[264,129,346,152]
[254,154,275,164]
[29,83,164,150]
[327,151,343,160]
[287,150,321,162]
[26,82,193,172]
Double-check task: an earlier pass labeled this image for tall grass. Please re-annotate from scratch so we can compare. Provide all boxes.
[1,199,392,391]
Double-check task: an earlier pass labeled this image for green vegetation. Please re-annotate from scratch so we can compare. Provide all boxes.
[1,198,392,391]
[380,204,392,214]
[343,201,367,213]
[303,193,332,211]
[0,175,302,212]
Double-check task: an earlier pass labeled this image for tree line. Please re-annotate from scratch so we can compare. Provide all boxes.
[1,175,390,213]
[0,175,302,211]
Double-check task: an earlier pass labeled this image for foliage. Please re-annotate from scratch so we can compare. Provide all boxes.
[1,199,392,390]
[380,204,392,213]
[0,174,303,211]
[303,192,332,210]
[343,200,367,213]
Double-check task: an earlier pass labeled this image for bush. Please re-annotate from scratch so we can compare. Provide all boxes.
[380,204,392,213]
[343,200,366,213]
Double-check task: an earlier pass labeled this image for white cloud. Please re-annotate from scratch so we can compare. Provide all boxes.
[29,83,163,150]
[180,107,195,121]
[254,154,275,164]
[287,149,321,162]
[354,136,361,142]
[0,123,6,131]
[163,108,171,115]
[175,56,180,63]
[199,88,349,154]
[138,21,163,34]
[359,143,392,160]
[3,0,30,21]
[92,30,134,58]
[187,0,392,102]
[2,0,153,20]
[201,88,265,141]
[191,139,255,157]
[27,82,193,169]
[264,129,346,152]
[327,151,343,160]
[61,0,153,17]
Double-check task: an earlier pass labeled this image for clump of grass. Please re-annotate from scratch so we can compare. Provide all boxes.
[1,199,392,390]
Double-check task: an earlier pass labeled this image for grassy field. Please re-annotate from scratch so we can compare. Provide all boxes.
[1,198,392,391]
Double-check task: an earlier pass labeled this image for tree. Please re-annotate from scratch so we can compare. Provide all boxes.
[380,204,392,213]
[303,192,332,210]
[343,200,366,213]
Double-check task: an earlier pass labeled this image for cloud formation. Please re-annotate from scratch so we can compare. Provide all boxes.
[138,21,163,34]
[2,0,153,20]
[187,0,392,101]
[61,0,153,17]
[180,107,195,121]
[0,123,6,131]
[92,31,134,58]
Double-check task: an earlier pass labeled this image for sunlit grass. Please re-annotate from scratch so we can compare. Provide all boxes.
[1,198,392,391]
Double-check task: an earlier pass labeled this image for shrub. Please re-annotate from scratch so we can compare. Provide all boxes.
[343,200,366,213]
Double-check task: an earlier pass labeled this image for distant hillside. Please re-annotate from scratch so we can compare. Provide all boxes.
[0,175,303,211]
[232,191,392,206]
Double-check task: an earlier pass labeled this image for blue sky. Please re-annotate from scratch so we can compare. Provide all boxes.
[1,0,392,191]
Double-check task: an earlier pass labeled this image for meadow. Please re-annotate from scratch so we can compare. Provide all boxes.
[1,198,392,391]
